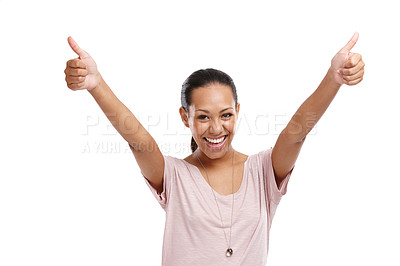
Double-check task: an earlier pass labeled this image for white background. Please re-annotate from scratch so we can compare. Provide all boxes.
[1,0,399,265]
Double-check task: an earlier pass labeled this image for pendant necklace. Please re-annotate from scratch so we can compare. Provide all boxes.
[196,150,235,257]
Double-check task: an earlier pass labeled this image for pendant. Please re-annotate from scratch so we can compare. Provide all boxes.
[226,248,233,257]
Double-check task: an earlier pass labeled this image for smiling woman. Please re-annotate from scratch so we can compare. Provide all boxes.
[179,68,239,155]
[64,32,365,265]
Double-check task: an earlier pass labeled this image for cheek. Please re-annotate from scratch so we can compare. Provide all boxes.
[191,121,208,136]
[224,118,237,131]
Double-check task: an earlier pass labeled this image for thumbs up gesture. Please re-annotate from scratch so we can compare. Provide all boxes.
[330,32,365,86]
[64,37,100,91]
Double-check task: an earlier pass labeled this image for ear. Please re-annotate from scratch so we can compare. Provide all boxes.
[179,107,190,128]
[236,103,240,116]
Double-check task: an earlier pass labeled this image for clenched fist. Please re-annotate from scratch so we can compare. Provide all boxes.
[64,37,101,91]
[330,32,365,86]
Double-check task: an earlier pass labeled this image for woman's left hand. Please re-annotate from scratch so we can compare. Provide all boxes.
[330,32,365,86]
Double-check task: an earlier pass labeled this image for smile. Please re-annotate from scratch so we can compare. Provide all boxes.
[204,135,227,144]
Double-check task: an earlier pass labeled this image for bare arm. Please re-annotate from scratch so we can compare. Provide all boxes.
[271,69,340,183]
[65,37,164,194]
[272,32,365,186]
[88,76,164,193]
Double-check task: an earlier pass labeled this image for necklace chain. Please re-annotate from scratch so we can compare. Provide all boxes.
[196,150,235,257]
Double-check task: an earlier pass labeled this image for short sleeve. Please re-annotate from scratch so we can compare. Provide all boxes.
[142,155,175,211]
[258,148,293,221]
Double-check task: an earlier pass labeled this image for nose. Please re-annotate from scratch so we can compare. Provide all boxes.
[209,117,223,134]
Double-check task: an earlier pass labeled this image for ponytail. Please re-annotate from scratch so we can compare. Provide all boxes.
[191,136,198,153]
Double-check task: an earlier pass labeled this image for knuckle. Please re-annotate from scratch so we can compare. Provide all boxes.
[343,69,352,75]
[345,69,355,76]
[78,60,85,68]
[71,59,79,67]
[78,69,87,76]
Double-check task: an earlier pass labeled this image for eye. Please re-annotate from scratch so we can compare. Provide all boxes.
[197,115,208,120]
[222,113,233,119]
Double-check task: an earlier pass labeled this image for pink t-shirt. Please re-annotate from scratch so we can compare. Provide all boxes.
[143,148,293,266]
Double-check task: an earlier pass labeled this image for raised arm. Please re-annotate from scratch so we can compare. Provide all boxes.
[271,32,365,186]
[65,37,164,194]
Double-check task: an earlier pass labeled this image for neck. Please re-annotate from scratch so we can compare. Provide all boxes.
[194,145,235,168]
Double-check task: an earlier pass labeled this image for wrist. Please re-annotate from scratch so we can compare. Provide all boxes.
[327,67,343,89]
[88,73,104,94]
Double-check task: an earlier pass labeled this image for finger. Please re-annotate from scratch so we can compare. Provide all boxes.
[67,36,89,58]
[342,59,364,75]
[68,82,86,90]
[343,68,364,82]
[66,76,86,84]
[65,68,88,77]
[344,76,363,86]
[340,32,359,53]
[344,53,362,68]
[67,59,87,69]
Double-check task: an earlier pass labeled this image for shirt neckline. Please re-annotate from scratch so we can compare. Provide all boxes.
[182,155,250,199]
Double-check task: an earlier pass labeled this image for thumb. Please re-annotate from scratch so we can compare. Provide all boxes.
[339,32,359,54]
[67,36,89,58]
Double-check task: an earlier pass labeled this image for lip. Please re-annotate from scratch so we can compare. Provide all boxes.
[203,135,228,150]
[205,135,226,140]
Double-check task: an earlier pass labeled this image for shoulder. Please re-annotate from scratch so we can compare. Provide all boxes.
[163,154,198,175]
[183,153,195,164]
[246,148,273,163]
[235,150,249,165]
[164,154,187,167]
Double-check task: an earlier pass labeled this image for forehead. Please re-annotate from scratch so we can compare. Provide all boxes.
[190,83,235,110]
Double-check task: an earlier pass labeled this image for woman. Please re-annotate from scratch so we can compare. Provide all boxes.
[64,33,364,265]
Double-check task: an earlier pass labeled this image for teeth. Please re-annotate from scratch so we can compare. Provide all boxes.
[205,136,225,144]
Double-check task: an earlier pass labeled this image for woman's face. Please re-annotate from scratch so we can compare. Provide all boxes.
[180,83,240,160]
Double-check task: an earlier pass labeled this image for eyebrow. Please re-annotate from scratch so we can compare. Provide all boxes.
[195,107,234,113]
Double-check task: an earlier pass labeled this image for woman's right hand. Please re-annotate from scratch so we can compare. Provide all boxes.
[65,36,101,91]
